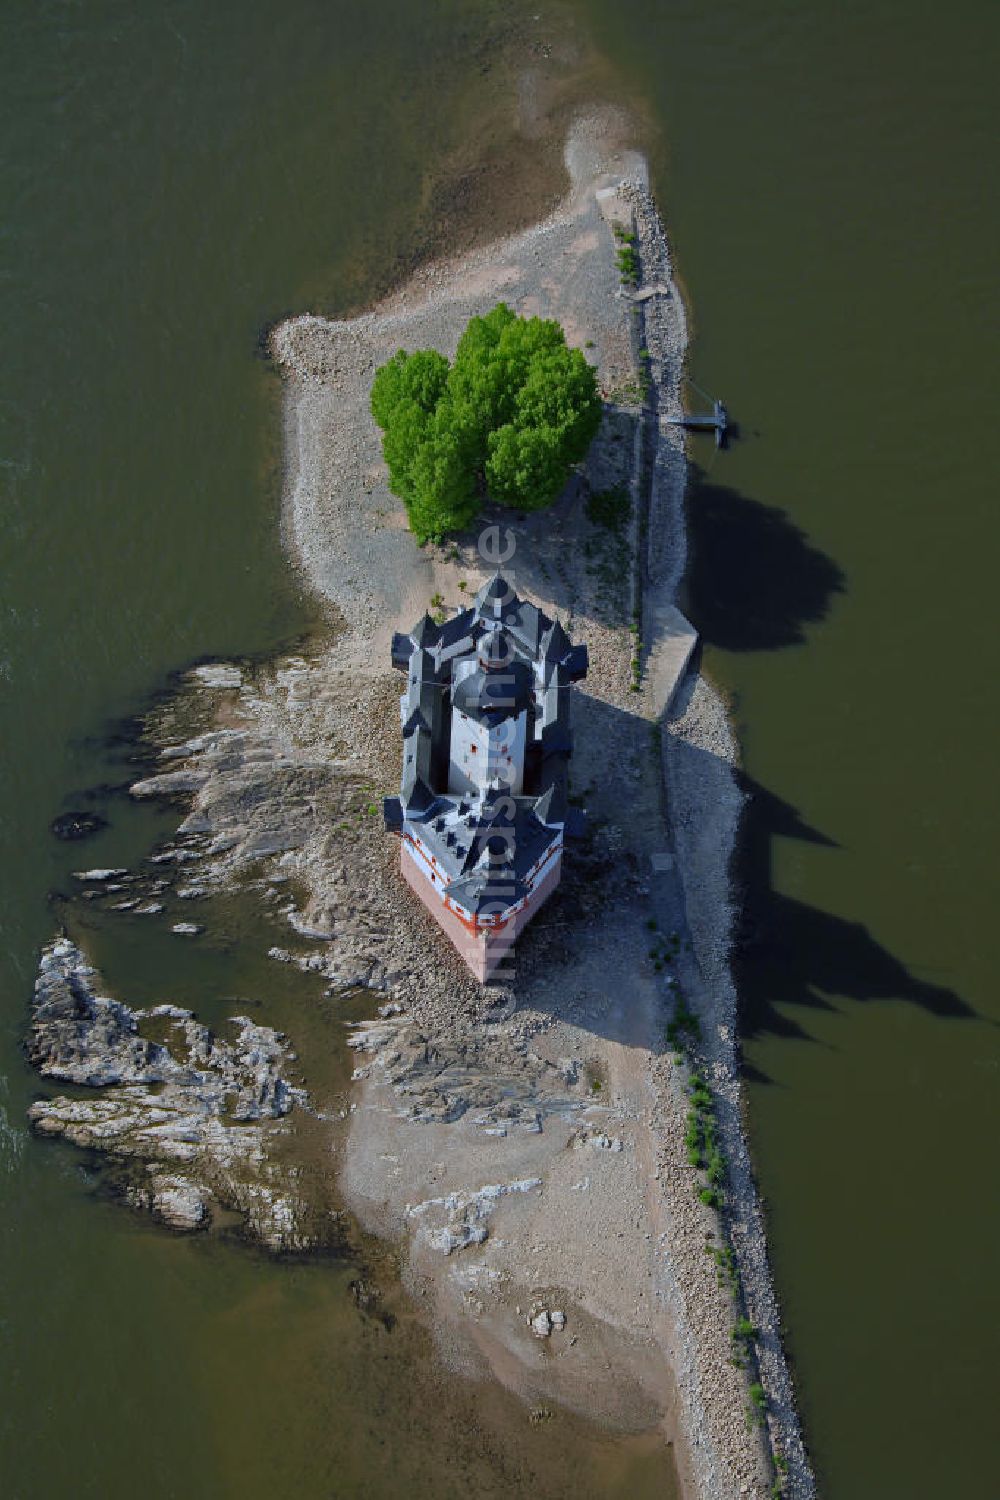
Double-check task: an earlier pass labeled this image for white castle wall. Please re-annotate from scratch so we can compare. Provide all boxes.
[448,657,527,795]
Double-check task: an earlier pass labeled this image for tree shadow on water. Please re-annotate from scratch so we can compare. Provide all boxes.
[683,464,845,651]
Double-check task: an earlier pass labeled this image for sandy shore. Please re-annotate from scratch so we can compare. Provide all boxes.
[258,110,817,1499]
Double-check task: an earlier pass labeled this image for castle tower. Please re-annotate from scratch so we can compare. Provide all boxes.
[383,574,587,981]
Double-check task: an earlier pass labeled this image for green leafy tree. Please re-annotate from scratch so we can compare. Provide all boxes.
[369,304,600,542]
[370,348,449,427]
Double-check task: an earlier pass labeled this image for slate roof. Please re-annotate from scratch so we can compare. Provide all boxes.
[452,656,533,724]
[384,573,588,911]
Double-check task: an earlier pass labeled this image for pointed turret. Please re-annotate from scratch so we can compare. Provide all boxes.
[541,619,571,668]
[474,571,513,620]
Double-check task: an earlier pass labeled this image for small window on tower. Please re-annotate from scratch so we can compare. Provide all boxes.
[470,744,477,753]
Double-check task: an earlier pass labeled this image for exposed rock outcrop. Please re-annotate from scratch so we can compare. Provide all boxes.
[27,938,319,1250]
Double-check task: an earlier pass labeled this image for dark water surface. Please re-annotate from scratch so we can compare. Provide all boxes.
[3,0,997,1496]
[580,1,1000,1496]
[0,3,675,1497]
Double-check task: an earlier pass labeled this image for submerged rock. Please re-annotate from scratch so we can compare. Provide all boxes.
[51,810,108,841]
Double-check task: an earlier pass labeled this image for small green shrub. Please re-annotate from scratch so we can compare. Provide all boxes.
[586,485,631,531]
[616,244,639,285]
[665,997,700,1051]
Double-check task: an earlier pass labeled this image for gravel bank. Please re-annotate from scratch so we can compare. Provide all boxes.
[268,108,816,1499]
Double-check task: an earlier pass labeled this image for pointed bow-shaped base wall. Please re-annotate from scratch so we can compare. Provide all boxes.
[400,841,562,982]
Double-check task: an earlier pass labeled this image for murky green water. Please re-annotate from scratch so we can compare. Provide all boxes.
[0,3,676,1497]
[580,2,1000,1495]
[3,0,997,1495]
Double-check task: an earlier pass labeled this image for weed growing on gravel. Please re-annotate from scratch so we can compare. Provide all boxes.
[730,1316,758,1368]
[626,616,644,691]
[583,482,632,622]
[585,484,631,531]
[706,1151,726,1186]
[685,1069,722,1203]
[666,958,782,1477]
[665,990,700,1052]
[706,1238,740,1296]
[613,224,639,287]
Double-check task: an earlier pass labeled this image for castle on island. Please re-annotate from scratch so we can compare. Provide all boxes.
[383,574,587,980]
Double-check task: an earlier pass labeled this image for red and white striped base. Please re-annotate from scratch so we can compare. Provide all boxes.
[400,841,562,982]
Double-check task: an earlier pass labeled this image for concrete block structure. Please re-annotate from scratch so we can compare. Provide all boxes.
[384,574,587,981]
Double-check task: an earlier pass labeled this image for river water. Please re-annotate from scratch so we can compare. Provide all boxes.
[2,2,996,1496]
[579,2,999,1496]
[0,4,678,1497]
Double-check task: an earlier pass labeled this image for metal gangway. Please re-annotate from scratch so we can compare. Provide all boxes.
[664,384,728,448]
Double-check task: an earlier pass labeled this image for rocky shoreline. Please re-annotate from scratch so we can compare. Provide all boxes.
[28,936,319,1247]
[25,110,816,1500]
